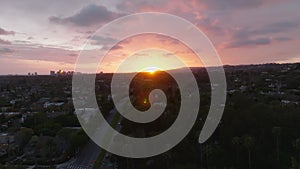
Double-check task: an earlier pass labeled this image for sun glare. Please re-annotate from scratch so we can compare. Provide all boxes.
[143,67,160,74]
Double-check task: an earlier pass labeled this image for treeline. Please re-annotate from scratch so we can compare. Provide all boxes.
[116,91,300,169]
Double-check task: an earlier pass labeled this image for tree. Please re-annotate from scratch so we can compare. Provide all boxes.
[57,128,73,141]
[162,150,173,168]
[272,127,282,162]
[244,135,255,169]
[15,127,34,148]
[232,136,243,168]
[70,129,89,152]
[46,138,56,157]
[294,138,300,167]
[204,143,213,168]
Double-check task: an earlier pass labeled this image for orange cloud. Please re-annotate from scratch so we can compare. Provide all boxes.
[98,33,203,73]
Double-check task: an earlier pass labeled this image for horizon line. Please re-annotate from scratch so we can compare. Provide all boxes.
[0,62,299,76]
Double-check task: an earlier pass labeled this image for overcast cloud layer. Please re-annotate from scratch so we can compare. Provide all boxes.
[0,0,299,74]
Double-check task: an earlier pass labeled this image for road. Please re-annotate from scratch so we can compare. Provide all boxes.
[58,108,119,169]
[66,140,101,169]
[100,109,122,169]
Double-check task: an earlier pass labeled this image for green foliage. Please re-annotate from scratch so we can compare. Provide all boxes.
[15,127,34,148]
[54,114,80,127]
[35,121,62,136]
[57,128,73,141]
[23,112,48,127]
[70,129,89,150]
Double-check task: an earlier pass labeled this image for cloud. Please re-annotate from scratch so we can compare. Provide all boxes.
[114,1,223,37]
[90,35,118,45]
[116,0,169,12]
[196,17,224,35]
[201,0,262,10]
[274,37,292,42]
[115,0,205,23]
[0,27,15,35]
[225,20,298,48]
[195,0,283,11]
[226,37,271,48]
[252,21,299,35]
[0,47,14,54]
[110,44,123,50]
[233,21,299,39]
[68,53,78,57]
[116,0,284,14]
[49,4,122,27]
[0,44,79,64]
[0,38,11,45]
[88,35,125,51]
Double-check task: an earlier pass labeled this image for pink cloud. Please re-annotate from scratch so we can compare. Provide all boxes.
[49,4,122,27]
[0,27,15,35]
[0,38,11,45]
[2,45,78,64]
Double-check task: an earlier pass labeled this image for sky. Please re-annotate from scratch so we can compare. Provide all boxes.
[0,0,299,75]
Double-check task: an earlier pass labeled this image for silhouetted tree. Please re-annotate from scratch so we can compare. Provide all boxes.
[244,135,255,169]
[295,138,300,167]
[272,127,282,162]
[232,136,243,168]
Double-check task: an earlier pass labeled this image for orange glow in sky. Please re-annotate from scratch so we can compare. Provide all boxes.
[144,67,160,74]
[97,34,204,73]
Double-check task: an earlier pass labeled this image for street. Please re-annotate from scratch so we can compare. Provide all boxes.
[58,108,119,169]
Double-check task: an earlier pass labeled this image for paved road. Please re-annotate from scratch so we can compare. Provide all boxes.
[65,140,101,169]
[58,108,118,169]
[100,109,122,169]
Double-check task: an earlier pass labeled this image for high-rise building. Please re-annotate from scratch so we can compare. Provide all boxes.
[50,71,56,76]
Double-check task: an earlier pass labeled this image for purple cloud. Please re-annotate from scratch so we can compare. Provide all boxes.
[49,4,122,27]
[196,17,224,35]
[0,27,15,35]
[252,21,299,35]
[225,20,298,48]
[0,38,11,45]
[200,0,284,10]
[0,47,14,54]
[233,21,299,39]
[226,37,271,48]
[90,35,118,45]
[274,37,292,42]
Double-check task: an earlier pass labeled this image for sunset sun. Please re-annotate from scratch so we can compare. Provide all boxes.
[143,66,160,74]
